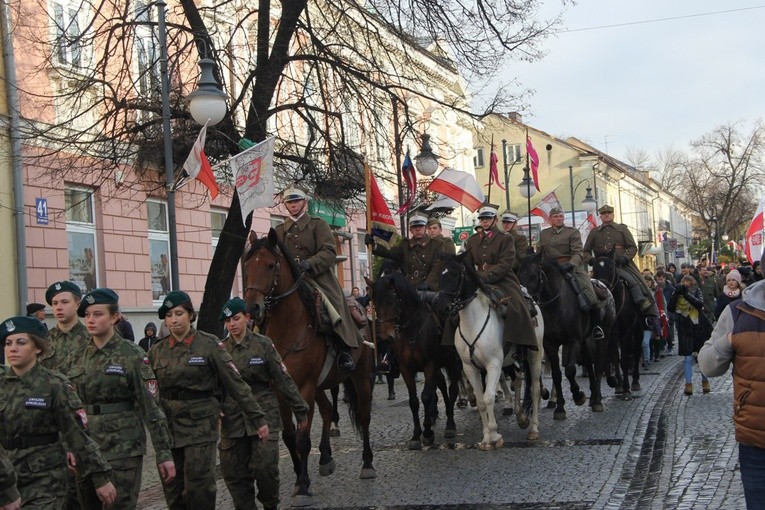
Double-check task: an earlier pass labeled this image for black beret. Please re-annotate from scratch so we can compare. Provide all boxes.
[45,281,82,305]
[158,291,192,319]
[220,297,247,321]
[77,288,119,317]
[26,303,46,316]
[0,316,47,342]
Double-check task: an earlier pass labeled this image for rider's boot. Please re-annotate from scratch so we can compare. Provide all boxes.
[565,272,591,311]
[335,340,356,373]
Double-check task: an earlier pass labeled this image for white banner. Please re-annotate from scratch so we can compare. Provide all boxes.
[232,137,276,225]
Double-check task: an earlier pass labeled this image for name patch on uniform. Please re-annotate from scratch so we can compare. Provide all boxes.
[187,356,208,365]
[24,397,50,409]
[105,364,127,376]
[248,357,265,366]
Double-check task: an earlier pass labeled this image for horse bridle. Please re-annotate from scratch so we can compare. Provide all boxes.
[441,265,492,368]
[525,264,561,308]
[244,256,306,312]
[376,283,430,345]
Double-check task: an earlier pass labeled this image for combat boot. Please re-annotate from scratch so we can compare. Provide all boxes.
[335,339,355,373]
[702,381,711,394]
[684,383,693,396]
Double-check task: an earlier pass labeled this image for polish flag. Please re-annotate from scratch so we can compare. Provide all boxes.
[529,190,562,223]
[578,212,601,244]
[744,201,764,264]
[182,120,219,199]
[427,168,485,212]
[526,135,540,191]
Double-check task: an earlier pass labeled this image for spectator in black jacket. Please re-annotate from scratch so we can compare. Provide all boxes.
[115,314,135,341]
[138,322,158,352]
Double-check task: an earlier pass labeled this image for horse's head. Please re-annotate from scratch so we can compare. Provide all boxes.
[591,255,617,287]
[367,272,418,340]
[243,228,295,325]
[437,252,481,313]
[518,249,562,300]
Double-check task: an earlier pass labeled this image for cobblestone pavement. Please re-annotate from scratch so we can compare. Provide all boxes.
[136,353,745,509]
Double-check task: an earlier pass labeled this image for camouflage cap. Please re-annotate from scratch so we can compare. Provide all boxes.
[598,204,615,214]
[220,297,248,321]
[77,288,119,317]
[45,280,82,305]
[549,207,564,216]
[0,316,48,342]
[158,290,192,319]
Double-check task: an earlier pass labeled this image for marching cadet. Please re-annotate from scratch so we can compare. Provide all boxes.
[69,288,176,509]
[219,298,309,510]
[275,187,362,373]
[426,217,457,255]
[0,448,19,510]
[41,280,89,376]
[0,316,116,508]
[501,211,530,273]
[149,291,269,510]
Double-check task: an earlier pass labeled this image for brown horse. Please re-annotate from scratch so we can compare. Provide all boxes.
[243,229,376,507]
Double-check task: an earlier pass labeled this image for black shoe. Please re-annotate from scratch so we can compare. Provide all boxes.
[388,390,396,400]
[338,352,355,373]
[593,326,605,341]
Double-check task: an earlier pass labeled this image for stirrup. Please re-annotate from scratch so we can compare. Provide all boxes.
[593,326,605,341]
[337,352,355,373]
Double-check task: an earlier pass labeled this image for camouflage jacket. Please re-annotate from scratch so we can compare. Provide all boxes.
[0,447,19,506]
[220,330,308,438]
[40,321,89,375]
[67,333,172,463]
[0,364,111,489]
[148,327,266,448]
[373,234,445,290]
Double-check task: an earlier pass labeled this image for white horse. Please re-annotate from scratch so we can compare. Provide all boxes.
[439,254,545,450]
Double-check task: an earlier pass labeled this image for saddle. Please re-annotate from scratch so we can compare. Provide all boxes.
[314,289,342,334]
[591,279,610,300]
[345,296,368,330]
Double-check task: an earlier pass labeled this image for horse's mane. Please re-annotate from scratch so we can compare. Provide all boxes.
[377,271,420,307]
[520,249,563,276]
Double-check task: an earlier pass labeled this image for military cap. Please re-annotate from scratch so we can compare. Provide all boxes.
[26,303,46,316]
[0,316,48,341]
[282,187,307,202]
[598,204,615,214]
[77,288,119,317]
[158,290,191,319]
[45,280,82,305]
[501,211,519,222]
[220,297,248,321]
[409,214,428,227]
[477,205,498,219]
[549,207,564,216]
[426,217,441,227]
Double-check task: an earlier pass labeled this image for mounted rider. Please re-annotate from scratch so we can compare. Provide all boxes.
[500,211,530,273]
[274,187,362,374]
[583,204,658,317]
[462,204,538,352]
[426,217,457,255]
[537,206,605,340]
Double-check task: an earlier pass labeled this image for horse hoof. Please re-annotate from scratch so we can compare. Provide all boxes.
[527,431,540,441]
[606,376,617,388]
[318,459,336,476]
[291,494,314,507]
[502,407,513,416]
[614,387,623,395]
[360,467,377,479]
[546,400,557,409]
[422,435,435,447]
[553,410,566,420]
[408,440,422,450]
[444,428,457,439]
[518,417,530,429]
[493,437,504,450]
[574,391,587,406]
[591,403,604,412]
[631,383,641,392]
[541,388,550,400]
[456,399,467,408]
[329,427,340,438]
[620,392,633,401]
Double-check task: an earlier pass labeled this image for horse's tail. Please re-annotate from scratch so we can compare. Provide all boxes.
[342,379,364,436]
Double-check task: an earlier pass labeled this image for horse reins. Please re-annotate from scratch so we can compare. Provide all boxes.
[445,266,493,368]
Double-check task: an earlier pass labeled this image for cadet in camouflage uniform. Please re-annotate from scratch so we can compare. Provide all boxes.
[219,298,309,510]
[366,213,446,291]
[583,205,657,316]
[69,288,175,509]
[537,207,605,339]
[0,316,116,508]
[275,188,361,373]
[427,217,457,255]
[501,211,530,273]
[41,281,89,376]
[149,291,269,510]
[0,447,20,509]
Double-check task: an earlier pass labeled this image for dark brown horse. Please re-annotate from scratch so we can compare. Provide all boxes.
[243,229,375,507]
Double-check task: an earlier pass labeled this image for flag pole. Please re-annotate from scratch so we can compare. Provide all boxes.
[364,162,378,362]
[526,127,532,244]
[487,134,494,204]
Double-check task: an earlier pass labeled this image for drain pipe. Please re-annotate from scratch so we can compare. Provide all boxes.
[1,0,28,314]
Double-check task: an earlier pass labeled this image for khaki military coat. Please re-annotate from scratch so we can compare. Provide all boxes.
[538,225,597,304]
[373,234,445,290]
[508,230,530,272]
[41,321,89,375]
[274,214,362,348]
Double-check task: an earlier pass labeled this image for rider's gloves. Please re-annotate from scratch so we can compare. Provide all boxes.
[298,260,312,273]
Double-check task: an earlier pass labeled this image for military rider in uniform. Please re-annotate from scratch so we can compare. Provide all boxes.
[501,211,530,273]
[537,207,605,340]
[426,217,457,255]
[584,204,657,317]
[275,188,363,373]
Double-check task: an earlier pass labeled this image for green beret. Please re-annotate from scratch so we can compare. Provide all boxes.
[77,288,119,317]
[0,316,47,342]
[598,204,615,214]
[45,280,82,305]
[220,297,247,321]
[158,290,191,319]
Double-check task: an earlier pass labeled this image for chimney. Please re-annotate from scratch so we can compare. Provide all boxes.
[507,112,522,123]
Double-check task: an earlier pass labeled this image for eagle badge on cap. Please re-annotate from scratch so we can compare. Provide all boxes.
[223,307,232,318]
[164,299,172,308]
[86,295,95,304]
[5,320,15,332]
[55,283,62,290]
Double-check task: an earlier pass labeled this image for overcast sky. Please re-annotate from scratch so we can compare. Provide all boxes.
[493,1,765,162]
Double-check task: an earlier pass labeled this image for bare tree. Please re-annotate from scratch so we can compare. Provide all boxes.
[12,0,565,333]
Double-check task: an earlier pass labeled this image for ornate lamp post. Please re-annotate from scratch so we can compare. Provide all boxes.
[414,133,439,176]
[518,166,537,244]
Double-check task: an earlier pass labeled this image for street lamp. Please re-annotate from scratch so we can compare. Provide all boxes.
[414,133,439,176]
[518,166,537,244]
[157,0,227,292]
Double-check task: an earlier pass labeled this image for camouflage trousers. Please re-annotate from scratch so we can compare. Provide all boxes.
[77,456,142,510]
[163,443,217,510]
[219,433,280,510]
[11,445,68,509]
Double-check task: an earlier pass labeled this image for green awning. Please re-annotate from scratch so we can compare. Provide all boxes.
[309,200,347,228]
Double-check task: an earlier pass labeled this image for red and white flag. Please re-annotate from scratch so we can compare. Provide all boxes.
[529,190,561,223]
[427,168,485,212]
[182,120,218,199]
[232,137,276,225]
[526,135,540,191]
[578,212,601,244]
[487,144,505,190]
[745,200,764,264]
[394,150,417,215]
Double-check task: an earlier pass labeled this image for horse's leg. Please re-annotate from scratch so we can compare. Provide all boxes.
[510,365,523,424]
[619,336,633,400]
[631,327,643,392]
[563,343,586,407]
[329,386,341,437]
[315,389,336,476]
[546,343,566,419]
[461,363,495,449]
[526,350,543,440]
[480,361,504,451]
[280,404,301,482]
[440,361,458,439]
[347,345,376,479]
[499,368,514,416]
[287,390,315,506]
[420,364,437,447]
[400,364,423,450]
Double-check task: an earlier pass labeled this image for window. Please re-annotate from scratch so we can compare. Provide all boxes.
[211,209,226,252]
[147,200,171,301]
[65,187,97,294]
[357,231,369,281]
[135,0,159,102]
[506,143,522,163]
[52,1,84,68]
[474,148,485,168]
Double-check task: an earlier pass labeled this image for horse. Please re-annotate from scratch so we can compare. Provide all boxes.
[366,272,461,449]
[590,255,644,400]
[243,229,376,507]
[518,251,615,418]
[438,253,544,448]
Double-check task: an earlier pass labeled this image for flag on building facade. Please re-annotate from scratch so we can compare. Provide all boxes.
[488,144,505,190]
[366,165,397,248]
[427,168,485,212]
[529,190,562,223]
[232,136,275,225]
[745,200,764,264]
[182,120,218,199]
[578,212,601,244]
[394,150,417,215]
[526,135,540,191]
